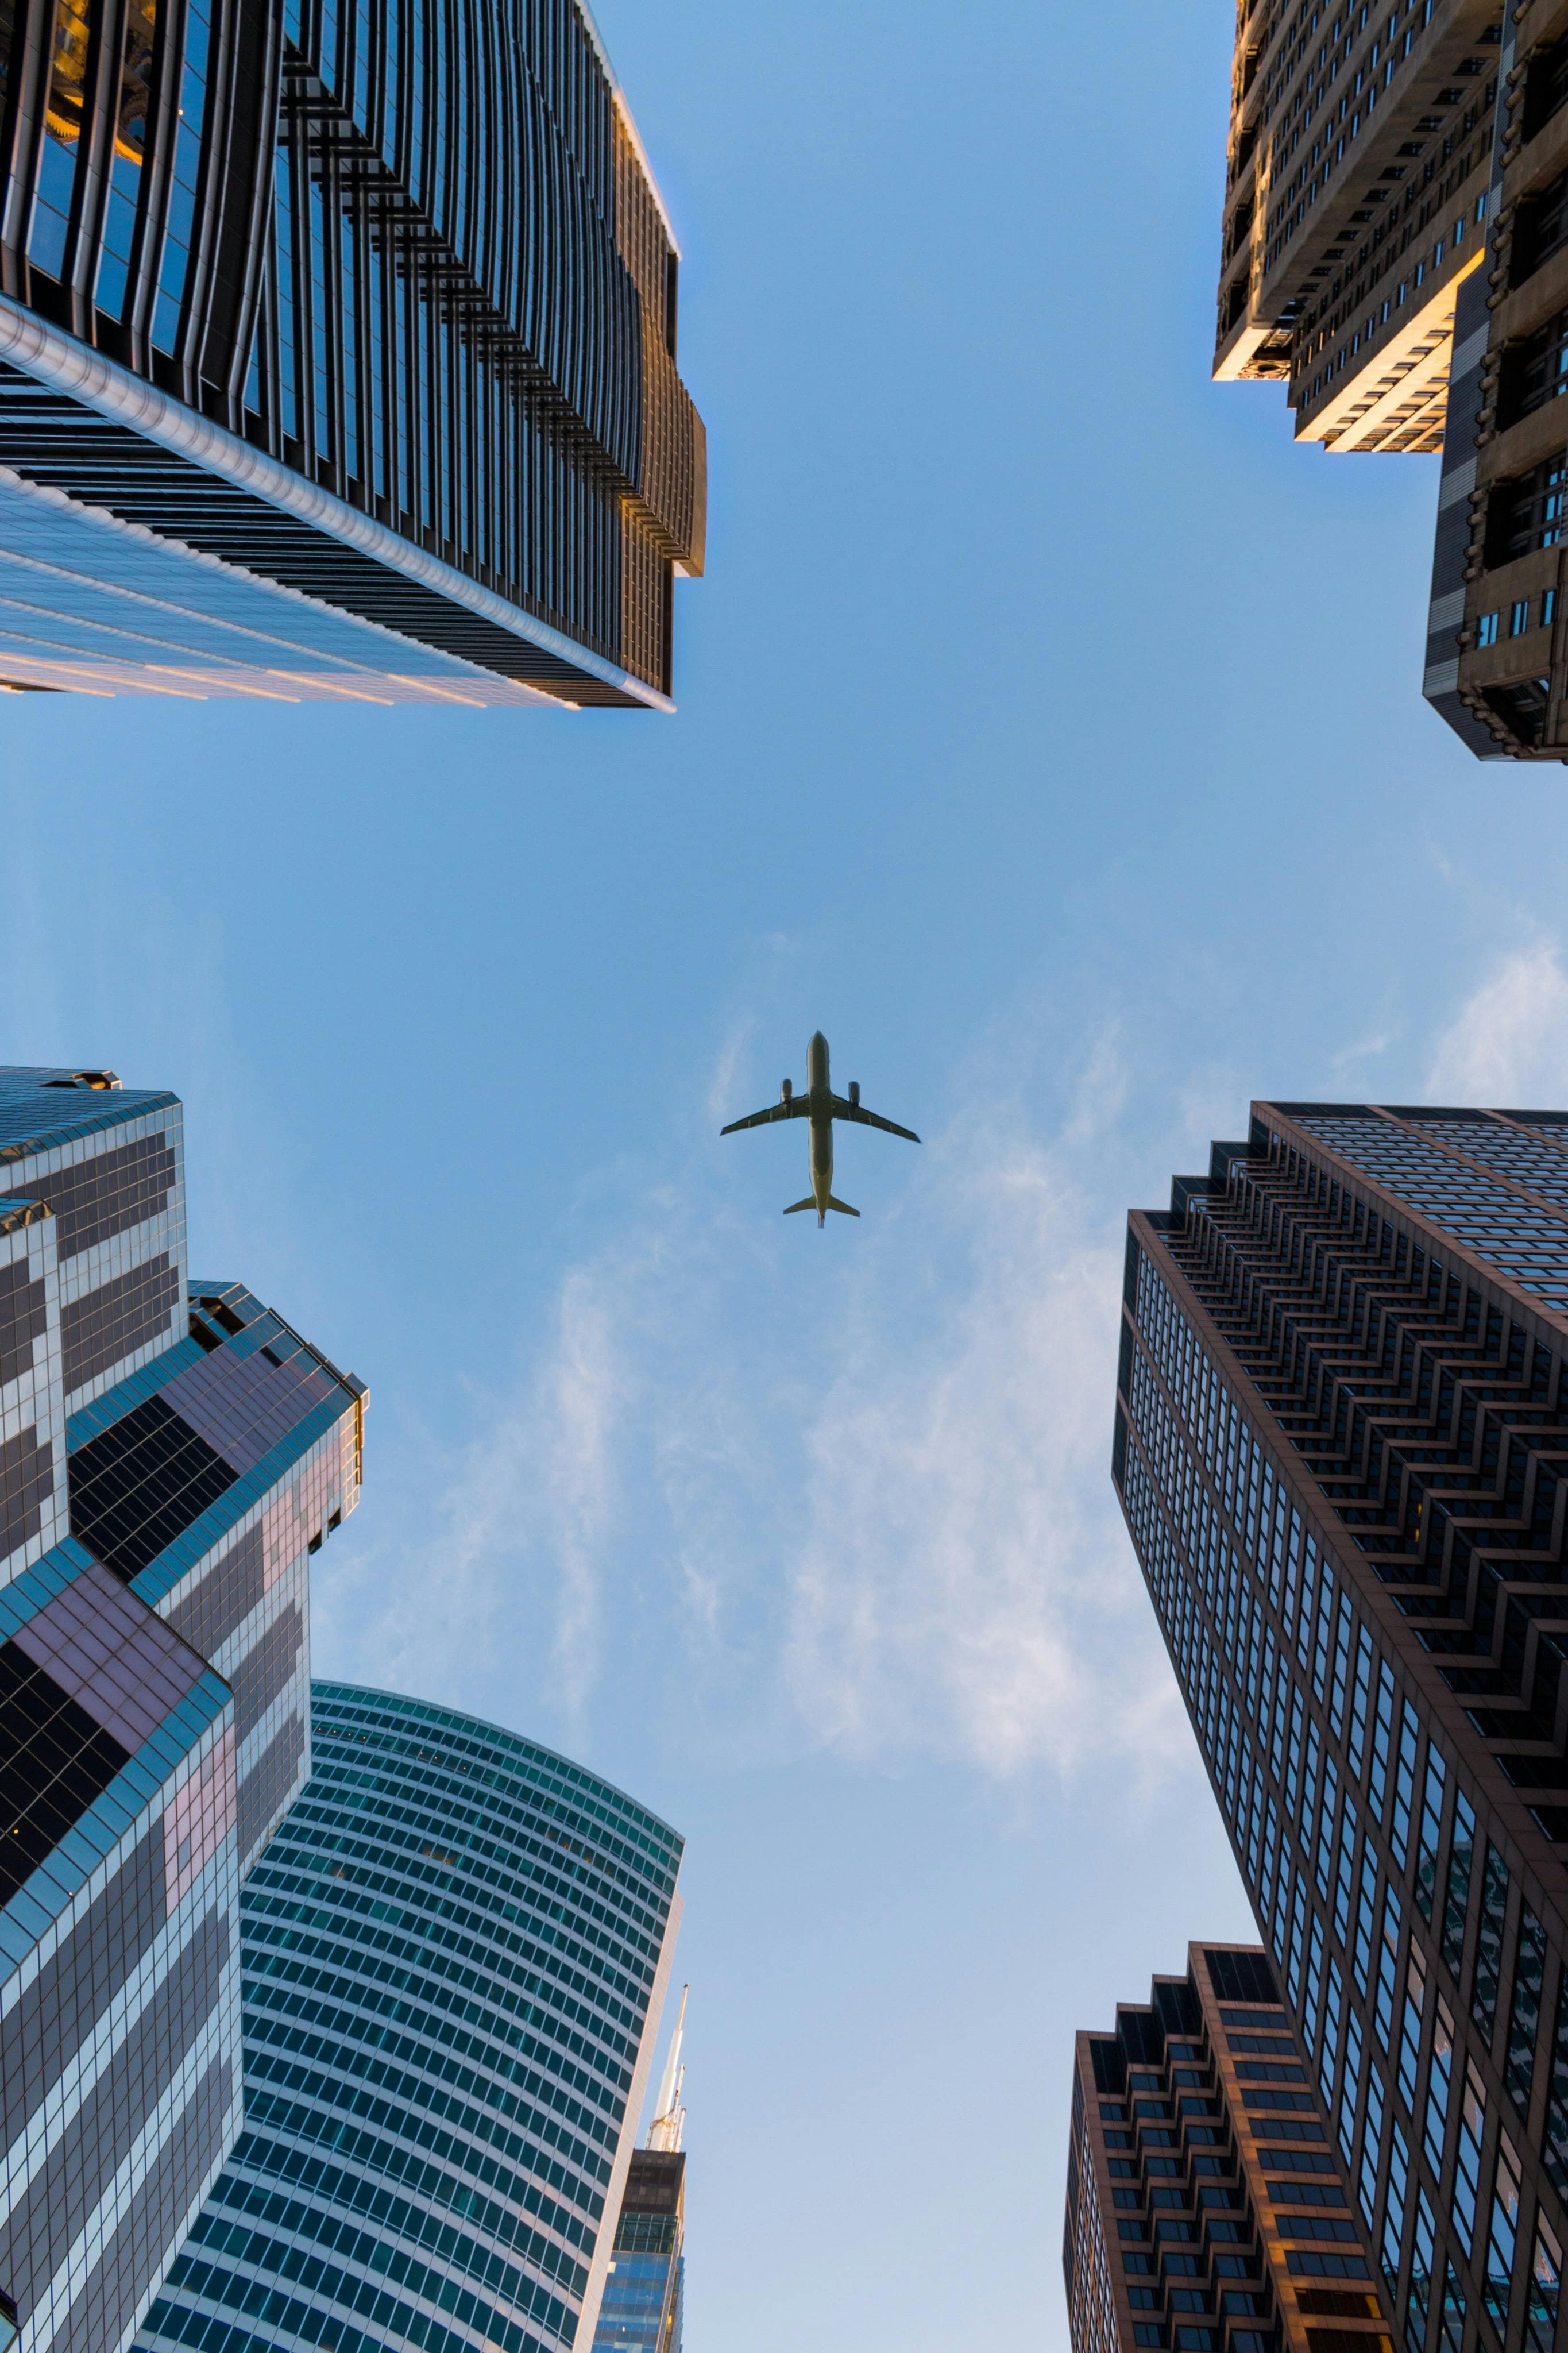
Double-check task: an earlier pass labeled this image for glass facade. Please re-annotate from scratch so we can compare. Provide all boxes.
[592,2150,683,2353]
[0,0,704,705]
[0,1065,366,2353]
[1113,1102,1568,2353]
[133,1683,685,2353]
[1065,1945,1383,2353]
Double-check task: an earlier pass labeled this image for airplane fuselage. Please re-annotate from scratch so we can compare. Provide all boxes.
[719,1028,917,1225]
[806,1031,834,1221]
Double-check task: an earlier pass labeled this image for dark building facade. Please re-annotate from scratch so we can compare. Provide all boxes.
[1065,1943,1386,2353]
[1111,1104,1568,2353]
[133,1683,685,2353]
[1423,0,1568,759]
[0,0,704,706]
[1214,0,1502,455]
[0,1064,365,2353]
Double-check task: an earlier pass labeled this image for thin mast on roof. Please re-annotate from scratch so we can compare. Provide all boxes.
[646,1985,687,2153]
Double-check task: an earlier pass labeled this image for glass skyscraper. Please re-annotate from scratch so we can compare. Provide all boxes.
[590,2150,683,2353]
[1113,1102,1568,2353]
[0,1064,365,2353]
[133,1681,685,2353]
[0,0,704,707]
[1064,1943,1382,2353]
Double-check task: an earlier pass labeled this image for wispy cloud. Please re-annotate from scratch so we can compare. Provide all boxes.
[782,1071,1189,1779]
[1426,936,1568,1106]
[318,1015,1200,1787]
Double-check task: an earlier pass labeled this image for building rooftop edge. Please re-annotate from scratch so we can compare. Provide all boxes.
[571,0,683,257]
[310,1679,686,1852]
[0,300,677,712]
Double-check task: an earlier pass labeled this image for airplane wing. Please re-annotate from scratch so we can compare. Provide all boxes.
[720,1099,809,1135]
[831,1096,921,1143]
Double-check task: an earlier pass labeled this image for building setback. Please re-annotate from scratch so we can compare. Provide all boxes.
[1064,1943,1385,2353]
[0,1064,364,2353]
[1215,0,1502,455]
[133,1683,685,2353]
[0,0,704,708]
[1111,1102,1568,2353]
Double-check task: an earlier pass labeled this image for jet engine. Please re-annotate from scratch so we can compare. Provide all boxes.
[781,1079,793,1104]
[848,1081,860,1105]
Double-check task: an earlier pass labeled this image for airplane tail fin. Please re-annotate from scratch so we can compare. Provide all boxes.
[783,1197,816,1215]
[826,1197,860,1217]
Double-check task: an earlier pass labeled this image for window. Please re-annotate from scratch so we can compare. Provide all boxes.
[1513,164,1568,286]
[1484,458,1568,568]
[1483,2132,1521,2334]
[1451,2058,1486,2258]
[1499,306,1568,427]
[1442,1792,1474,1978]
[1527,2213,1563,2353]
[1413,1746,1444,1920]
[1382,2117,1409,2300]
[1505,1905,1547,2116]
[1472,1843,1509,2042]
[1512,600,1532,637]
[1406,2189,1437,2353]
[1399,1949,1426,2112]
[1476,611,1500,647]
[1426,1995,1454,2177]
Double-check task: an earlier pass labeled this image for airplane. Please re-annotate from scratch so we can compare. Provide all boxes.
[720,1031,919,1226]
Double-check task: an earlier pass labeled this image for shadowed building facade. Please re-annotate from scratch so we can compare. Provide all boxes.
[0,0,704,707]
[1065,1943,1385,2353]
[1422,0,1568,759]
[1214,0,1502,454]
[1111,1104,1568,2353]
[132,1684,683,2353]
[0,1065,365,2353]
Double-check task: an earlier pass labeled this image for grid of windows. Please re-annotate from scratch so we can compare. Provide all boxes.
[136,1685,683,2353]
[0,0,703,703]
[1064,1947,1376,2353]
[1115,1102,1568,2353]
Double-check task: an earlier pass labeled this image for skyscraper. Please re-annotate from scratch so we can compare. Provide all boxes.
[592,1987,686,2353]
[1214,1,1501,456]
[0,0,704,708]
[1423,4,1568,760]
[134,1682,685,2353]
[0,1063,364,2353]
[1111,1103,1568,2353]
[1064,1942,1384,2353]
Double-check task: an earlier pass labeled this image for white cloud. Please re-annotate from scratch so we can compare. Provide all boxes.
[319,1019,1200,1788]
[1426,938,1568,1106]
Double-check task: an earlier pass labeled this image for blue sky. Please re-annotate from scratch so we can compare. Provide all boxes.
[6,0,1568,2344]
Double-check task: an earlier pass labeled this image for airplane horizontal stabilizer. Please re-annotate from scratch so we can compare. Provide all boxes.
[827,1197,860,1217]
[783,1197,817,1214]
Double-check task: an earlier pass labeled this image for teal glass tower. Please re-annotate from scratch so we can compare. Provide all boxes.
[132,1683,685,2353]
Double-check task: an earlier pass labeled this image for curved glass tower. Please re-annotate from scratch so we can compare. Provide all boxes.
[0,0,704,706]
[132,1681,685,2353]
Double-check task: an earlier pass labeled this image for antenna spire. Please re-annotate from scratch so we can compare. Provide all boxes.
[646,1985,688,2153]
